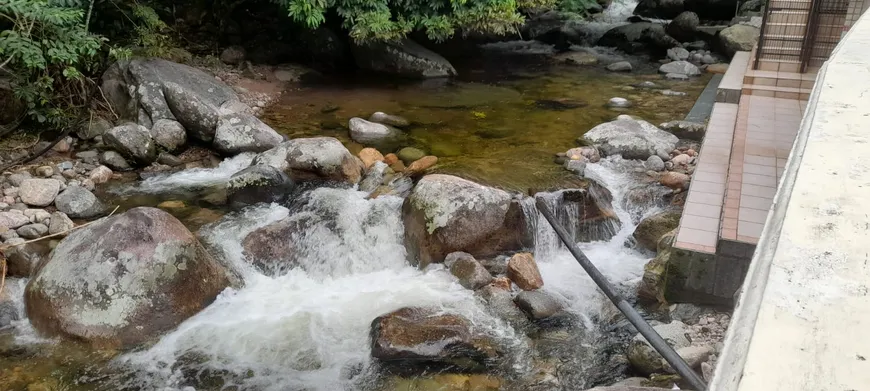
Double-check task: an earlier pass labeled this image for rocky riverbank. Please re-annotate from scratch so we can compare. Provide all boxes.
[0,15,734,386]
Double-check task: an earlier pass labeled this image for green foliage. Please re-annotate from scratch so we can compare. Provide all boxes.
[276,0,559,43]
[0,0,103,126]
[130,3,173,57]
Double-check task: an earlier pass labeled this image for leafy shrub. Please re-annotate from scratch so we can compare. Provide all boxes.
[276,0,560,43]
[0,0,103,126]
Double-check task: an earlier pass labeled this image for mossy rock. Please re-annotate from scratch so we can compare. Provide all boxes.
[398,147,426,164]
[632,210,682,251]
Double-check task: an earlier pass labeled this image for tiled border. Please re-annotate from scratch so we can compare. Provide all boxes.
[674,103,738,253]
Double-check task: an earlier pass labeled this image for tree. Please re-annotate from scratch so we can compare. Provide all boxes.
[277,0,557,43]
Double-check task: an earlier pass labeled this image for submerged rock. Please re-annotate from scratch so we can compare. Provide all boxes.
[25,207,235,348]
[477,285,530,329]
[369,112,410,128]
[607,97,632,108]
[606,61,633,72]
[581,117,678,160]
[351,38,457,79]
[402,174,528,268]
[254,137,364,184]
[397,147,426,165]
[241,216,304,273]
[370,307,501,371]
[227,165,295,206]
[514,290,564,321]
[348,118,402,145]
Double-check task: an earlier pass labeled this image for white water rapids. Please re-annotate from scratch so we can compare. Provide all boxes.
[4,154,664,390]
[99,156,659,390]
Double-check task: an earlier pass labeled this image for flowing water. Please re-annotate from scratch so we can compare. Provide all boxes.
[0,8,704,387]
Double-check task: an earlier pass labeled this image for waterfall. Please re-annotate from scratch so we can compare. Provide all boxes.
[579,0,642,45]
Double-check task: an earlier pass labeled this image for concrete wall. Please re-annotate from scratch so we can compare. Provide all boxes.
[710,8,870,391]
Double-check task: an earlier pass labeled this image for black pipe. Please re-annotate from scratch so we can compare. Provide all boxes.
[535,198,708,391]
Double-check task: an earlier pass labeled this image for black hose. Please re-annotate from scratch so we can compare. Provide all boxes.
[535,198,708,391]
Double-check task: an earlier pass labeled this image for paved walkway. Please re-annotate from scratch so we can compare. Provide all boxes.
[674,68,807,254]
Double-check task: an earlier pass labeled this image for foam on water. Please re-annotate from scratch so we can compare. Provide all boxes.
[116,189,524,391]
[116,152,257,194]
[529,156,663,319]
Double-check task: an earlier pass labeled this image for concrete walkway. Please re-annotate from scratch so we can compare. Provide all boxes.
[711,10,870,391]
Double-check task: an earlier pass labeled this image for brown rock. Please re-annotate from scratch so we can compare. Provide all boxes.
[659,171,690,190]
[370,307,500,371]
[88,165,113,184]
[706,63,729,74]
[507,252,544,291]
[384,153,399,165]
[406,155,438,176]
[241,217,306,272]
[358,148,385,170]
[490,277,512,290]
[389,160,406,173]
[670,154,691,166]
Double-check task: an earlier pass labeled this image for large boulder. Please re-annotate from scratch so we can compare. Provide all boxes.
[227,164,295,206]
[213,113,283,155]
[581,117,679,160]
[351,38,457,79]
[104,123,158,164]
[718,24,760,57]
[101,58,257,144]
[597,23,680,54]
[666,11,700,42]
[348,117,402,145]
[54,186,106,219]
[632,210,682,251]
[252,137,364,184]
[25,207,234,348]
[18,179,60,207]
[402,174,528,268]
[370,307,501,371]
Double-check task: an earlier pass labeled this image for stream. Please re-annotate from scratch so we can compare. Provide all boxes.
[0,1,710,389]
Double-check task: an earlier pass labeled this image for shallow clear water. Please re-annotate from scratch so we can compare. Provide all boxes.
[262,62,708,191]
